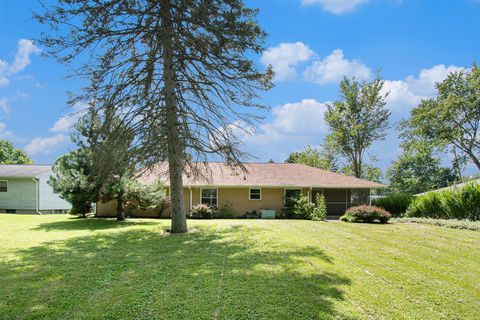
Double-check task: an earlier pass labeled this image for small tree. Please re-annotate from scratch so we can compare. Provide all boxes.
[387,143,458,194]
[0,140,32,164]
[325,77,390,178]
[49,150,98,217]
[124,180,169,217]
[340,163,382,182]
[285,146,337,171]
[312,193,327,221]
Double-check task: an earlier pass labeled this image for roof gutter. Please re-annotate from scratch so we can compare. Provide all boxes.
[32,178,44,215]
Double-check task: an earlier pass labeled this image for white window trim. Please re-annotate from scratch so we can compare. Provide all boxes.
[0,180,8,193]
[200,187,218,207]
[249,188,262,201]
[284,188,302,205]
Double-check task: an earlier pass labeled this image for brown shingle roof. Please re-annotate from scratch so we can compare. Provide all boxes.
[139,162,386,189]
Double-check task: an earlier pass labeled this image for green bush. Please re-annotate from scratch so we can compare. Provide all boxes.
[216,201,236,219]
[190,204,214,219]
[311,193,327,221]
[406,182,480,221]
[372,193,413,217]
[286,194,328,221]
[290,194,315,219]
[406,192,444,218]
[341,205,391,223]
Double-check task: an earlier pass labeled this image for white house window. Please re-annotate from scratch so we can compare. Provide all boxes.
[0,181,7,192]
[201,188,218,207]
[249,188,261,200]
[285,189,302,208]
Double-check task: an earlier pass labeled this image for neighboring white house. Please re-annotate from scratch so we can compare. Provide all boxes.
[0,165,71,214]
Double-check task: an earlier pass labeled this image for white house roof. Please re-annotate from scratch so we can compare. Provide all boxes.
[415,178,480,196]
[0,165,52,178]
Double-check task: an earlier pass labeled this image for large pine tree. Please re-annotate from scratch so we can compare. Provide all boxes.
[36,0,273,233]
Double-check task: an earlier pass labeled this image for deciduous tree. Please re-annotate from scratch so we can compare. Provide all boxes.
[324,77,390,179]
[0,140,32,164]
[402,64,480,170]
[285,146,337,171]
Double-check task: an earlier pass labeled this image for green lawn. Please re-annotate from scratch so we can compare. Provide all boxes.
[0,215,479,319]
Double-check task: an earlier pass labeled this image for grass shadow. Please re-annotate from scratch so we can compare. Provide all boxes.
[32,216,158,231]
[2,223,353,319]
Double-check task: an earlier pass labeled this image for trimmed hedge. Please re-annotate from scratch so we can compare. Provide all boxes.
[340,205,391,223]
[406,182,480,221]
[372,193,413,217]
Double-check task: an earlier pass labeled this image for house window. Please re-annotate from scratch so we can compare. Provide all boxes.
[285,189,302,208]
[0,181,7,192]
[201,188,218,207]
[249,188,261,200]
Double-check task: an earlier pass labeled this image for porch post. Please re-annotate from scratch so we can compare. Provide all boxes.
[345,189,348,211]
[369,188,372,206]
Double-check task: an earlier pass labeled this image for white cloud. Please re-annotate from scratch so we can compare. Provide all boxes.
[0,97,9,113]
[49,102,90,133]
[382,64,465,113]
[8,39,41,74]
[0,39,40,88]
[303,49,372,85]
[24,134,68,156]
[261,42,314,81]
[301,0,369,14]
[248,99,329,146]
[405,64,465,97]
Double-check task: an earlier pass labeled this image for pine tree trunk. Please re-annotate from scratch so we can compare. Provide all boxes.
[161,0,187,234]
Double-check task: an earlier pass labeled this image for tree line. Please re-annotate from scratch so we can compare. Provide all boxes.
[286,65,480,194]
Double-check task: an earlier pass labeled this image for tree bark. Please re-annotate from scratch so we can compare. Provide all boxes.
[161,0,187,234]
[467,150,480,171]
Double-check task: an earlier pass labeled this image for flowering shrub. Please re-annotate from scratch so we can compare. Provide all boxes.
[340,205,391,223]
[190,204,214,219]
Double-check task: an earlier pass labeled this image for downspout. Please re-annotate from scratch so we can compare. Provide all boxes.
[188,186,192,212]
[309,187,312,202]
[369,188,372,206]
[32,178,43,215]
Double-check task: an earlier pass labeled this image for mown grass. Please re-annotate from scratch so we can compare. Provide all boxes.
[0,215,479,319]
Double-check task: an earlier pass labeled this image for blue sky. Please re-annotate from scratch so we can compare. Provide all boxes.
[0,0,479,177]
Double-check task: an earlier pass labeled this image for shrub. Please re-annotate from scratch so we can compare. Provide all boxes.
[311,193,327,221]
[406,192,444,218]
[441,183,480,221]
[291,194,315,219]
[372,193,413,217]
[406,182,480,221]
[190,204,214,219]
[216,201,236,219]
[245,210,259,219]
[341,205,391,223]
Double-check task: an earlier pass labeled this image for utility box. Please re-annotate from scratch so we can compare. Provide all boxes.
[261,209,276,219]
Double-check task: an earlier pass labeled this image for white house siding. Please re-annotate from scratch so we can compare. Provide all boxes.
[0,178,37,210]
[37,172,71,211]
